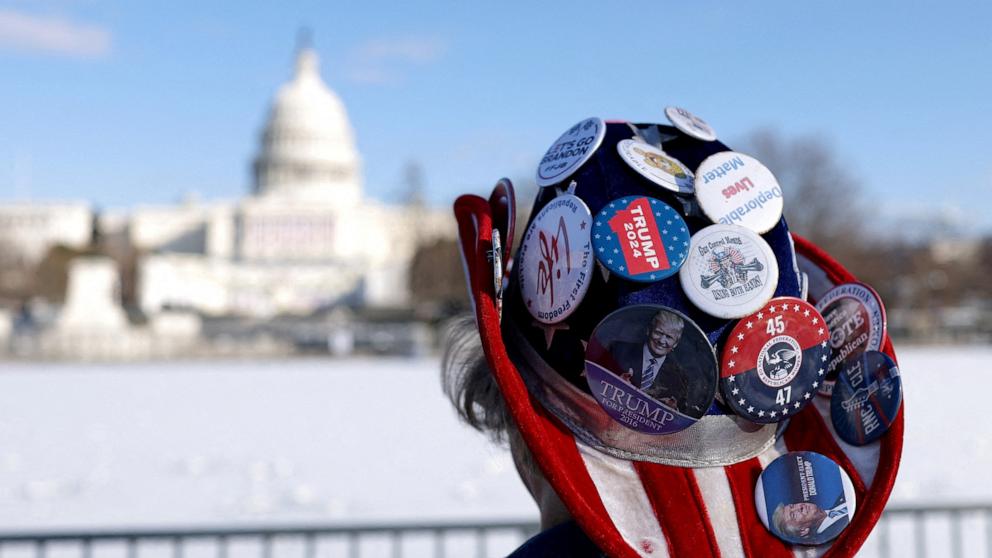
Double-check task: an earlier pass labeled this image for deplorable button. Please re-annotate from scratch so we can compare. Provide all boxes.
[694,151,784,234]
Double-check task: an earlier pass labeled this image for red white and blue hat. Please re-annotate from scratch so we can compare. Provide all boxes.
[453,117,903,557]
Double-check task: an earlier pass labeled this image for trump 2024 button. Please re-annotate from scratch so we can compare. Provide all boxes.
[592,196,689,283]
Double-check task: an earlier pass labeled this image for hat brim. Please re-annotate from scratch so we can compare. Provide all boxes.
[454,193,902,558]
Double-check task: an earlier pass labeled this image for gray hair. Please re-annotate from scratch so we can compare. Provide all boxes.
[441,314,515,444]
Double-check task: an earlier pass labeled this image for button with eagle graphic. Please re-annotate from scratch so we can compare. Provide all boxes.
[755,451,856,545]
[664,106,717,142]
[720,297,830,423]
[616,139,694,194]
[815,282,887,397]
[679,224,778,319]
[584,305,718,435]
[830,350,902,446]
[592,196,689,283]
[536,117,607,187]
[517,194,594,324]
[694,152,784,234]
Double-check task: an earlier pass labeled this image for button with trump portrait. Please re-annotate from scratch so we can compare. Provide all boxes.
[518,193,595,325]
[536,117,607,187]
[815,282,887,397]
[720,297,830,423]
[755,451,856,545]
[584,305,717,435]
[592,196,690,282]
[831,350,902,446]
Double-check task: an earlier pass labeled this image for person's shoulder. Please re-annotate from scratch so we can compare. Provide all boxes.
[507,521,605,558]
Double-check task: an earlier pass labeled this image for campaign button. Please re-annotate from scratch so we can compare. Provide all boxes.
[694,152,784,234]
[755,451,857,545]
[490,228,504,320]
[536,117,607,187]
[831,350,902,445]
[489,177,517,265]
[584,305,717,434]
[815,282,887,397]
[664,106,718,142]
[679,224,778,319]
[592,196,689,283]
[518,193,595,324]
[720,297,830,423]
[616,139,694,194]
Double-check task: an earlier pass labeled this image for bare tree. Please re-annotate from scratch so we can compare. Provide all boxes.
[742,130,867,250]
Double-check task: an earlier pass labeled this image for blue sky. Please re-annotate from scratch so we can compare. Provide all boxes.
[1,1,990,232]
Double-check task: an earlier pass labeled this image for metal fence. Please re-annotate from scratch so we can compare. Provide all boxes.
[0,503,990,558]
[0,520,539,558]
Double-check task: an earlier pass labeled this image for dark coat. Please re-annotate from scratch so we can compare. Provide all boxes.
[606,341,708,417]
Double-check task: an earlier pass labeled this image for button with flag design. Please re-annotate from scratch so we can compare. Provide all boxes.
[720,297,830,423]
[584,305,717,435]
[815,282,887,397]
[679,224,778,319]
[592,196,689,282]
[755,451,856,545]
[830,350,902,446]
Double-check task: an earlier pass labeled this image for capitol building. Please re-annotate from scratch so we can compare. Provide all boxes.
[0,44,452,358]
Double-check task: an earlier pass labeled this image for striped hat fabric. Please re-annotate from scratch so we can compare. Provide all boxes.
[452,122,902,558]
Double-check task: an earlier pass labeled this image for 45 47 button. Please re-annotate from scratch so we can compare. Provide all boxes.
[720,297,830,423]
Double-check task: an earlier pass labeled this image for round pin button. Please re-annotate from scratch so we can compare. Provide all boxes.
[664,106,717,142]
[616,139,694,194]
[720,297,830,423]
[679,224,778,319]
[592,196,689,283]
[831,350,902,445]
[584,305,717,434]
[536,117,607,187]
[517,194,595,324]
[755,451,856,545]
[694,152,784,234]
[815,282,887,397]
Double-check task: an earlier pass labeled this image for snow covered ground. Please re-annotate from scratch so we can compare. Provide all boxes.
[0,346,987,554]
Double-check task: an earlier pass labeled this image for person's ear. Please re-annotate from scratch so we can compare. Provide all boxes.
[799,527,810,537]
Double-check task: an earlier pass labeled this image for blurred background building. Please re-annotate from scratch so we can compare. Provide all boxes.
[0,42,455,360]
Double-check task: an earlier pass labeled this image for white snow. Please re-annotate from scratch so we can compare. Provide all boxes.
[0,346,987,555]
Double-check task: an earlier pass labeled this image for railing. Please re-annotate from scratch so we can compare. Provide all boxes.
[870,502,992,558]
[0,520,540,558]
[0,503,990,558]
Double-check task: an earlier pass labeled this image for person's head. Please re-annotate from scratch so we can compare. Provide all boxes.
[646,311,683,357]
[772,502,827,539]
